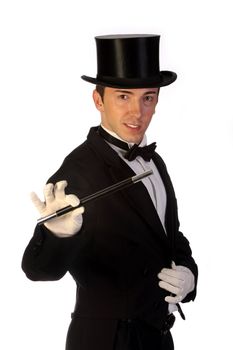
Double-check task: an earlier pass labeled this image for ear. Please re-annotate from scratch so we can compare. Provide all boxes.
[93,89,104,112]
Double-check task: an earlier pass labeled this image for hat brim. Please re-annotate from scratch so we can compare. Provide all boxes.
[81,71,177,88]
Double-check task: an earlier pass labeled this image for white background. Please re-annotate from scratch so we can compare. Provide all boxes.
[0,0,232,349]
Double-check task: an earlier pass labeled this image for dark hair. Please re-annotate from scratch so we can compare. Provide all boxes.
[96,85,105,101]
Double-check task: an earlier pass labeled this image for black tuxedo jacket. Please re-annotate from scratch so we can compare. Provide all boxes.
[22,126,198,350]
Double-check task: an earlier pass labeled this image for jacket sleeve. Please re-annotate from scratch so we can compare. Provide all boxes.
[21,153,93,282]
[174,229,198,303]
[21,224,88,281]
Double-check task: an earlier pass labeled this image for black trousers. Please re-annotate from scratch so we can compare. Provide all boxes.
[114,319,174,350]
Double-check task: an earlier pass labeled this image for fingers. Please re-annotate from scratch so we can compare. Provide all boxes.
[54,181,68,200]
[72,206,85,217]
[159,267,184,279]
[72,207,84,228]
[171,261,176,269]
[158,264,195,304]
[158,265,185,303]
[42,180,69,203]
[165,294,183,304]
[66,194,80,207]
[30,192,45,213]
[43,183,55,204]
[158,268,185,288]
[158,280,181,296]
[174,265,190,273]
[65,193,84,215]
[31,181,68,213]
[31,180,84,231]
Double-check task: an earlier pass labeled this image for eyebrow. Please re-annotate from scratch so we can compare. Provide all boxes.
[114,90,157,95]
[115,90,133,94]
[143,91,158,95]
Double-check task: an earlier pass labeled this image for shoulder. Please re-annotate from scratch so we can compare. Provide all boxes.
[47,141,94,184]
[46,127,108,193]
[153,151,168,171]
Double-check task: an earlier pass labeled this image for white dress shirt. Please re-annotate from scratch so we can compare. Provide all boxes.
[101,125,167,232]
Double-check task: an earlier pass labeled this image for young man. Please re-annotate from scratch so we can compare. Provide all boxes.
[22,34,198,350]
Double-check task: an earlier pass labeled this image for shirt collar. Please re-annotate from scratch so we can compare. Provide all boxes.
[100,124,147,148]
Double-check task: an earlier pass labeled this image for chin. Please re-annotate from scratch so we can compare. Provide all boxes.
[125,134,141,143]
[117,129,143,144]
[127,134,143,143]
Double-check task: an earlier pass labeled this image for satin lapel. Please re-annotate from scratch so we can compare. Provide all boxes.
[152,152,179,258]
[108,164,169,246]
[87,127,169,248]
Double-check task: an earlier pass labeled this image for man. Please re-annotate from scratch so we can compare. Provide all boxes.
[22,34,198,350]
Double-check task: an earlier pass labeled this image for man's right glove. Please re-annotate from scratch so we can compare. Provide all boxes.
[31,180,84,238]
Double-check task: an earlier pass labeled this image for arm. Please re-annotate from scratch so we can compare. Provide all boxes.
[173,229,198,302]
[21,180,84,281]
[158,230,198,305]
[153,152,198,304]
[22,225,81,281]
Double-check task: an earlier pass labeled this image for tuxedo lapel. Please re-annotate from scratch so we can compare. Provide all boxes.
[108,164,169,246]
[87,127,169,249]
[152,152,179,258]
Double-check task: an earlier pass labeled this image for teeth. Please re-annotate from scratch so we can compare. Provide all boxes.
[127,124,138,128]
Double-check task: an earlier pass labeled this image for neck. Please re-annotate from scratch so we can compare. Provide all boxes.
[100,124,146,147]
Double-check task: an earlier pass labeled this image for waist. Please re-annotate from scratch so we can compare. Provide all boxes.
[118,314,175,334]
[74,286,168,319]
[71,313,176,335]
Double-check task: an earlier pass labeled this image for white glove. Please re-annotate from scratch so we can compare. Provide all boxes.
[31,180,84,238]
[158,261,195,304]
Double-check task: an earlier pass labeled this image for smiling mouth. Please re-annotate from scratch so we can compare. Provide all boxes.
[125,123,140,129]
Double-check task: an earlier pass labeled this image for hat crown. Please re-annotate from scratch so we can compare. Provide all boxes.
[81,34,177,88]
[95,34,160,80]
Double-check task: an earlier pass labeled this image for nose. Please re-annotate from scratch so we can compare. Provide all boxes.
[129,99,142,119]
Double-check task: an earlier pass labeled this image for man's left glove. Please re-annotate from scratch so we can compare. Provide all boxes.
[158,261,195,304]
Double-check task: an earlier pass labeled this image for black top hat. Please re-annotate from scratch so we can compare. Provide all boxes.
[81,34,177,88]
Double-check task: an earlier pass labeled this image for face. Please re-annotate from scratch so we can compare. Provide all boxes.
[93,87,159,144]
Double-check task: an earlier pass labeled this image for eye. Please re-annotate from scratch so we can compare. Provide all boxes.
[143,94,157,106]
[118,94,129,100]
[144,95,154,103]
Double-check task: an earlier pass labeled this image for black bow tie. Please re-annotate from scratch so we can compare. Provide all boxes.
[124,142,156,161]
[98,126,156,161]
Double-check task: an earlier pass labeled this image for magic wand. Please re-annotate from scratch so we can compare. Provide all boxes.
[37,169,153,225]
